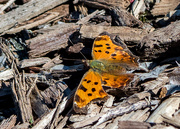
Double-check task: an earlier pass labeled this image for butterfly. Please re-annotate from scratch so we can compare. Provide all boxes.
[73,32,139,113]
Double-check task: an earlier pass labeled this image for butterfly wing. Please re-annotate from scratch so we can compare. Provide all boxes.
[74,69,108,113]
[92,34,138,67]
[101,73,134,88]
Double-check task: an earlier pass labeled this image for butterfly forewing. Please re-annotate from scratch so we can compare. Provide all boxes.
[92,35,138,67]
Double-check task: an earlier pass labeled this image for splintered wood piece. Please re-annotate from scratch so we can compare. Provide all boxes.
[146,93,180,123]
[0,0,15,14]
[151,0,180,16]
[40,81,71,107]
[54,108,72,129]
[79,0,132,9]
[11,122,29,129]
[71,114,102,128]
[30,85,50,118]
[32,89,75,129]
[80,25,147,44]
[0,38,16,64]
[5,12,59,34]
[94,100,151,126]
[118,121,151,129]
[137,20,180,61]
[110,6,143,28]
[0,40,33,122]
[77,10,105,24]
[67,43,84,54]
[141,75,169,92]
[32,108,56,129]
[0,0,68,34]
[34,23,77,34]
[131,0,146,19]
[70,104,101,124]
[19,57,51,68]
[104,107,150,128]
[101,95,115,112]
[0,69,14,81]
[12,73,34,123]
[51,64,84,73]
[42,55,62,70]
[27,25,78,58]
[0,115,17,129]
[126,91,151,104]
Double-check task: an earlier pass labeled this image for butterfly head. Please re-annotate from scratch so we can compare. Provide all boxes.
[89,60,106,73]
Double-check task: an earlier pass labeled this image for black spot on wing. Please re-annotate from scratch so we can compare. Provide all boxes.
[88,93,92,96]
[107,47,111,49]
[111,54,117,56]
[87,80,91,83]
[94,50,97,52]
[94,82,98,85]
[80,85,87,92]
[92,88,96,92]
[106,43,110,46]
[94,44,103,47]
[98,50,102,52]
[105,51,109,54]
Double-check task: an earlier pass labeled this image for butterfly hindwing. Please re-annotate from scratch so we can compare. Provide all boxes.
[101,73,134,88]
[74,69,108,113]
[92,34,138,67]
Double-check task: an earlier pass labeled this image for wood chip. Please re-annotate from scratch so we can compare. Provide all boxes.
[0,115,17,129]
[147,93,180,123]
[19,57,51,68]
[118,121,151,129]
[151,0,180,16]
[5,12,60,34]
[0,69,14,81]
[137,20,180,61]
[0,0,68,34]
[80,25,147,44]
[79,0,132,9]
[27,24,79,58]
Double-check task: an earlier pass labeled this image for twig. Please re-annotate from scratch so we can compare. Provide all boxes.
[55,108,72,129]
[0,0,15,14]
[26,77,38,98]
[5,12,59,34]
[94,100,150,127]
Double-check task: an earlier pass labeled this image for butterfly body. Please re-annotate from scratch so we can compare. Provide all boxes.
[73,32,139,113]
[89,60,126,75]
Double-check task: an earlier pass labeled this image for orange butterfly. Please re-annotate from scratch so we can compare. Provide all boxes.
[73,32,139,113]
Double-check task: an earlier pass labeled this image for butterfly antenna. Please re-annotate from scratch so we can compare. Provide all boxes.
[68,37,88,61]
